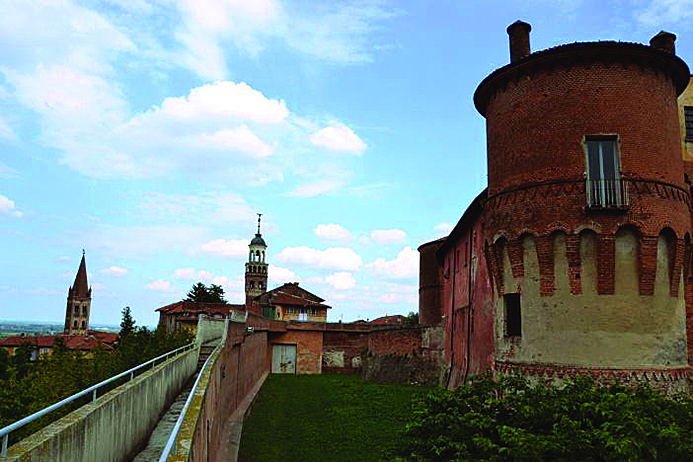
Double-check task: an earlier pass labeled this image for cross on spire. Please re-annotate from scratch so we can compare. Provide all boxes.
[257,213,262,234]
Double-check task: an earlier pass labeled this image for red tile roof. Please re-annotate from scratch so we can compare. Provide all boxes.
[264,292,330,308]
[0,331,117,351]
[368,315,406,325]
[156,300,245,316]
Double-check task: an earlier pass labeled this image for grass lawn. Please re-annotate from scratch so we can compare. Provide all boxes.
[238,373,433,462]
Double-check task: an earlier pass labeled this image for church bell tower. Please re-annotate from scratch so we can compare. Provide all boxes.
[64,251,92,335]
[245,214,268,314]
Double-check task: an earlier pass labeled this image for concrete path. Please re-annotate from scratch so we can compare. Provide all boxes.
[130,374,197,462]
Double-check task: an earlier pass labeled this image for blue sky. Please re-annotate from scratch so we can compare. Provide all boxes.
[1,0,691,327]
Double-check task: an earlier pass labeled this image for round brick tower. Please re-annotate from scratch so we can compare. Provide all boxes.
[418,238,446,326]
[475,22,692,391]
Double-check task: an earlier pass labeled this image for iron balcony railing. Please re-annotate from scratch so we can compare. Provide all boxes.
[0,342,196,457]
[586,178,629,209]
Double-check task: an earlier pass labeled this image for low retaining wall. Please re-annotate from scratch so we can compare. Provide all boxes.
[361,326,446,386]
[195,315,227,345]
[167,322,269,461]
[6,348,198,462]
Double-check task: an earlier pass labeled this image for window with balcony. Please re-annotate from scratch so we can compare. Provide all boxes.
[585,136,627,208]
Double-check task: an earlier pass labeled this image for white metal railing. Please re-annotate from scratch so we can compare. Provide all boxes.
[587,178,629,208]
[0,342,196,457]
[158,343,220,461]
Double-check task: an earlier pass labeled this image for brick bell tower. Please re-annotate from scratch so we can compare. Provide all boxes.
[245,214,268,314]
[64,250,92,335]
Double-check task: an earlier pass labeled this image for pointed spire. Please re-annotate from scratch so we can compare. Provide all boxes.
[257,213,263,235]
[70,252,90,298]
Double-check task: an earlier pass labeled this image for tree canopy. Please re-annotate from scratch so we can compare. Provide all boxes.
[390,374,693,461]
[186,282,226,303]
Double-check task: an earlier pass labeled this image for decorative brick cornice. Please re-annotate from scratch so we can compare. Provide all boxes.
[495,361,691,383]
[485,178,690,215]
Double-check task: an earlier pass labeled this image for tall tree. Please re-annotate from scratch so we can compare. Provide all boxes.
[119,306,136,339]
[186,282,225,303]
[207,284,226,302]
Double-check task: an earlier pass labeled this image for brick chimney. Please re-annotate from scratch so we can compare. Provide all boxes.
[507,20,532,63]
[650,31,676,54]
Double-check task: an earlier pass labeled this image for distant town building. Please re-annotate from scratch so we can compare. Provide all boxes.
[0,331,118,359]
[0,250,118,358]
[156,216,331,331]
[156,300,245,333]
[257,282,330,321]
[64,251,91,335]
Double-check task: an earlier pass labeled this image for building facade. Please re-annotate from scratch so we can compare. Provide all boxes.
[420,22,693,392]
[256,282,330,321]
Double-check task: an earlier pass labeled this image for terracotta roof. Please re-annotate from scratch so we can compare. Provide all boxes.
[156,300,244,316]
[263,292,330,308]
[260,282,325,303]
[369,315,406,325]
[68,253,91,299]
[0,331,117,351]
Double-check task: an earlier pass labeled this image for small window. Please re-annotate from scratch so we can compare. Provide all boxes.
[504,293,521,337]
[685,107,693,141]
[249,281,255,289]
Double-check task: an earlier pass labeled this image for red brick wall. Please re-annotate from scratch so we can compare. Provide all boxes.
[268,329,323,374]
[322,330,369,373]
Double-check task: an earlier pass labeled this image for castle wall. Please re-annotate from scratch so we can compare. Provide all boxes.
[494,231,688,368]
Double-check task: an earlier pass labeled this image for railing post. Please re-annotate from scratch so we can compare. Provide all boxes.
[93,389,97,403]
[2,433,8,457]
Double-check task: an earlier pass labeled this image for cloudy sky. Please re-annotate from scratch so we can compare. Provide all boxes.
[1,0,691,327]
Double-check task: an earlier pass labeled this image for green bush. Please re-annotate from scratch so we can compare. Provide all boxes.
[390,374,693,461]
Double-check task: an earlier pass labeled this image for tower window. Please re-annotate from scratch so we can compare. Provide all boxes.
[585,136,627,208]
[81,321,86,329]
[250,281,255,289]
[504,293,521,337]
[685,106,693,141]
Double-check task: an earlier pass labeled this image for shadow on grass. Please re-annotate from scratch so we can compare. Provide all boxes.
[238,374,433,462]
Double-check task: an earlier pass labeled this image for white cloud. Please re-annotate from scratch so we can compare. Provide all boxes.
[435,222,454,236]
[197,270,213,281]
[0,162,18,178]
[0,194,22,217]
[100,266,128,277]
[315,223,351,241]
[146,279,172,291]
[149,81,288,124]
[172,0,400,79]
[211,275,231,286]
[366,246,418,279]
[174,268,197,279]
[85,225,206,258]
[287,179,346,197]
[201,239,248,257]
[0,116,16,141]
[310,124,366,154]
[269,265,299,284]
[325,272,356,290]
[277,246,362,271]
[381,293,399,303]
[635,0,693,25]
[370,229,406,244]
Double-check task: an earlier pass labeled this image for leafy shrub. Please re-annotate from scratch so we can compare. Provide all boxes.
[390,374,693,461]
